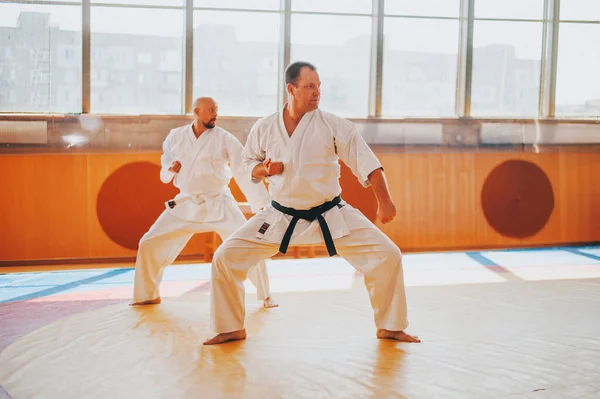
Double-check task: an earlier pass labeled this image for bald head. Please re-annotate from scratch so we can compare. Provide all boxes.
[193,97,218,129]
[193,97,216,110]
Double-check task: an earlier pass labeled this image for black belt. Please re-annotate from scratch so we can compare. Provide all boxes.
[271,196,342,257]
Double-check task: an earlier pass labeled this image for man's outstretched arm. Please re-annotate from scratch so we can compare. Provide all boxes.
[368,168,397,224]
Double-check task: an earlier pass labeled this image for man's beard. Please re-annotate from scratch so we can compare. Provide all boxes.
[203,120,216,129]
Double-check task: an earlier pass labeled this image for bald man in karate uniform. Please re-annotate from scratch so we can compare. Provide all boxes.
[131,97,277,309]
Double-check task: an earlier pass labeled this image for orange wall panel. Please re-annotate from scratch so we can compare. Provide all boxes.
[377,151,478,250]
[557,152,600,243]
[1,148,599,263]
[0,154,90,260]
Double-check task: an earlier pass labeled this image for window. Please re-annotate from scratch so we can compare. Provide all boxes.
[59,87,78,105]
[160,50,180,72]
[91,4,184,114]
[0,3,81,112]
[65,70,77,83]
[292,0,371,14]
[193,10,280,116]
[137,53,152,64]
[475,0,543,20]
[385,0,459,18]
[290,14,372,117]
[0,89,17,104]
[381,7,459,117]
[1,0,596,120]
[62,47,75,63]
[165,73,179,85]
[555,0,600,116]
[2,47,13,61]
[31,92,49,107]
[471,1,544,116]
[30,70,50,85]
[559,0,600,20]
[30,49,50,63]
[195,0,279,10]
[92,0,181,5]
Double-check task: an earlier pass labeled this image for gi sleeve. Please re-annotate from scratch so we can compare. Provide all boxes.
[241,119,267,185]
[160,132,177,184]
[332,116,383,188]
[226,132,271,213]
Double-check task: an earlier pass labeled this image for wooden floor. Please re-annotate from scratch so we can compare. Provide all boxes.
[1,247,600,398]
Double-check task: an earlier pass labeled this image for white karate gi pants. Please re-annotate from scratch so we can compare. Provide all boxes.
[132,201,270,303]
[210,204,408,333]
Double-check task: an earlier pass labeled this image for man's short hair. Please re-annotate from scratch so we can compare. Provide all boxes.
[285,61,317,86]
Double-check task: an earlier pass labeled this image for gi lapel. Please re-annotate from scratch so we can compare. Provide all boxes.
[178,125,208,181]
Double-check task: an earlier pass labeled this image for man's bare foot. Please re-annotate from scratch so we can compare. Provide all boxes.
[129,297,161,306]
[377,329,421,343]
[263,296,279,308]
[203,329,247,345]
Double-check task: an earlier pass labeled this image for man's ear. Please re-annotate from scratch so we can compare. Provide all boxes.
[286,83,295,96]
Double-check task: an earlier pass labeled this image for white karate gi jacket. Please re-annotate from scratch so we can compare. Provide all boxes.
[242,107,383,246]
[161,124,270,222]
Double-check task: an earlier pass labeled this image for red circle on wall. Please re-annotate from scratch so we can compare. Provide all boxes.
[481,160,554,239]
[97,162,179,250]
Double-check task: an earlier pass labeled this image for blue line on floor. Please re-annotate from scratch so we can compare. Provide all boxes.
[466,252,499,266]
[563,248,600,262]
[465,252,523,280]
[0,268,131,304]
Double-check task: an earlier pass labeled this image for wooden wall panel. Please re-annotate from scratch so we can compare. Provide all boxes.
[1,148,599,263]
[377,151,478,250]
[0,154,90,260]
[557,152,600,243]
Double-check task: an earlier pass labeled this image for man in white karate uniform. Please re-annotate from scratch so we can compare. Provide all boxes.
[131,97,277,308]
[204,62,419,345]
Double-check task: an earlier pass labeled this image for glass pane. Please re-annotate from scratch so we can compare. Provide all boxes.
[556,23,600,116]
[475,0,544,20]
[0,4,81,113]
[290,14,371,117]
[193,11,280,116]
[194,0,280,10]
[91,7,184,114]
[385,0,459,18]
[560,0,600,21]
[471,21,542,117]
[381,18,458,117]
[92,0,182,5]
[292,0,372,14]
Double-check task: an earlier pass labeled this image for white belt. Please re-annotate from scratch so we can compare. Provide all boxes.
[165,193,224,209]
